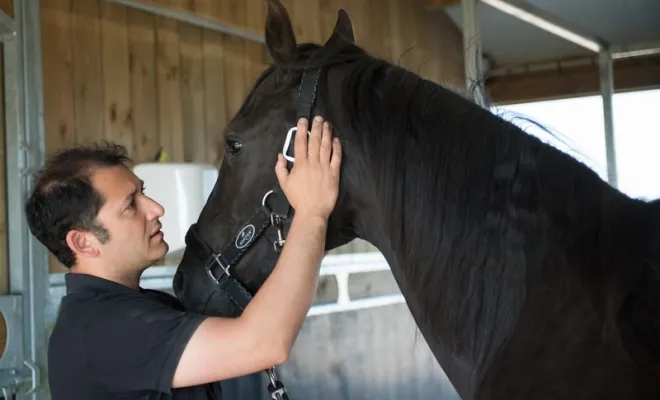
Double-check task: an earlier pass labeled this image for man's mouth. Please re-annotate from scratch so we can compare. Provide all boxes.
[150,223,163,238]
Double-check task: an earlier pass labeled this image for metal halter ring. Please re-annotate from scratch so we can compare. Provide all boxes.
[262,190,274,207]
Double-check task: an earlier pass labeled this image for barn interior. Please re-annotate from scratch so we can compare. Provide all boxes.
[1,0,659,398]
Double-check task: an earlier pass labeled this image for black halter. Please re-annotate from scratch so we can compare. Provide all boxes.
[183,57,323,400]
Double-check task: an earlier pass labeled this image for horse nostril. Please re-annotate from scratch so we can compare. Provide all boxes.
[173,270,184,299]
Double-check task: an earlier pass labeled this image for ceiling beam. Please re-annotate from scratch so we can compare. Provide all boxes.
[485,54,660,105]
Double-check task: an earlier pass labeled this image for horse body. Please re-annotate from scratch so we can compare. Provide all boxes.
[174,1,660,398]
[322,55,660,398]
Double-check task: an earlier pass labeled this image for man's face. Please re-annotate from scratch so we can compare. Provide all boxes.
[91,165,168,271]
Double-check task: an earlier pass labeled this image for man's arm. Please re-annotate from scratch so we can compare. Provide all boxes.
[172,116,342,388]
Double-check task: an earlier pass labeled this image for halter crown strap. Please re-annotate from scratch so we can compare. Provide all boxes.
[296,66,322,121]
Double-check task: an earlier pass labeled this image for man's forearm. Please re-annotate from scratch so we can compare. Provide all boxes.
[240,213,328,357]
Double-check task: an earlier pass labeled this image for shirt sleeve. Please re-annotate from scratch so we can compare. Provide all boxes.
[81,292,207,394]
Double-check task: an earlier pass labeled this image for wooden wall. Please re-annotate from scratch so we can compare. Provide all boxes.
[0,0,464,273]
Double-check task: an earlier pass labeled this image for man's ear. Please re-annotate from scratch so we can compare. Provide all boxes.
[265,0,297,64]
[66,230,100,259]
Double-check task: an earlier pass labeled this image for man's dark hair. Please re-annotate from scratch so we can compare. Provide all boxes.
[24,142,133,268]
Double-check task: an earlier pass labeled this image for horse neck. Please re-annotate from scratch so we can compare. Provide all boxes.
[329,64,531,396]
[331,60,660,396]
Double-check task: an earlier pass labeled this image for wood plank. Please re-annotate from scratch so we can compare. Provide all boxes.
[179,23,207,163]
[71,0,105,146]
[368,0,393,60]
[101,1,133,153]
[196,0,228,167]
[221,1,247,120]
[0,44,7,292]
[42,0,76,273]
[0,0,12,17]
[127,8,159,163]
[486,55,660,105]
[282,0,322,44]
[155,13,184,162]
[245,0,266,85]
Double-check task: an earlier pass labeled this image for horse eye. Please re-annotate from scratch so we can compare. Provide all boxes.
[225,138,243,155]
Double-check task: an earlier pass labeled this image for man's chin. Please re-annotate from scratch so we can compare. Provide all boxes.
[147,242,170,264]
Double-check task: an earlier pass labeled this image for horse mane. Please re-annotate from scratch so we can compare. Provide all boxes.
[243,39,660,390]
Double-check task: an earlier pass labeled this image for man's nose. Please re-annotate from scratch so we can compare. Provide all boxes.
[145,196,165,219]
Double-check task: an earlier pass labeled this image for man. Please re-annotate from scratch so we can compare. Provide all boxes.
[25,116,342,399]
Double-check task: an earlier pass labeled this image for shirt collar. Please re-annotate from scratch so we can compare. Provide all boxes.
[65,272,143,295]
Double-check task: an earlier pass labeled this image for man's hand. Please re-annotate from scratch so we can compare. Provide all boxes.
[275,115,342,222]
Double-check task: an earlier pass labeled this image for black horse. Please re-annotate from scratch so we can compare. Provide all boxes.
[173,0,660,398]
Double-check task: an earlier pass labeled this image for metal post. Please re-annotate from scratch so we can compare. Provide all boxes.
[478,0,621,188]
[599,49,618,188]
[4,0,48,398]
[461,0,487,107]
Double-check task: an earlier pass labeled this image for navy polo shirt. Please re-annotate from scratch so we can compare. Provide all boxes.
[47,272,222,399]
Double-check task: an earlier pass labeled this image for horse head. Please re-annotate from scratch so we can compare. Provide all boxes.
[173,0,365,318]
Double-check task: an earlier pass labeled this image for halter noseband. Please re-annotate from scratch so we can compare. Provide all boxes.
[183,55,323,400]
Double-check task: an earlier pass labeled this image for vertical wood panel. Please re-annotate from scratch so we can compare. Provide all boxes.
[42,0,76,273]
[222,0,247,118]
[245,0,266,84]
[127,8,158,163]
[101,2,133,152]
[0,0,12,17]
[155,15,184,161]
[179,23,206,163]
[196,0,228,167]
[71,0,104,145]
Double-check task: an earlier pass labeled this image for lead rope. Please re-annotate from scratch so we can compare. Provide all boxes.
[266,367,289,400]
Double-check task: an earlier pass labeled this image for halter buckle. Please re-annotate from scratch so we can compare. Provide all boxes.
[270,213,286,253]
[266,368,288,400]
[205,253,231,284]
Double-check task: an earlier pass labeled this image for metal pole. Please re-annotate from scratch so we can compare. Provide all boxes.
[599,49,618,188]
[479,0,620,188]
[461,0,487,107]
[4,0,48,397]
[106,0,265,44]
[480,0,604,53]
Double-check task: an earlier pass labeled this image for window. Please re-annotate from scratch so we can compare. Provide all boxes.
[491,89,660,201]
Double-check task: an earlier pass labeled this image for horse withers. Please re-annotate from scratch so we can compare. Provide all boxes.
[173,0,660,398]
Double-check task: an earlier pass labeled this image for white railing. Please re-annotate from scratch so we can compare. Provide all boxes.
[47,252,405,319]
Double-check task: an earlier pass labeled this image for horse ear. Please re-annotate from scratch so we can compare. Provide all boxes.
[265,0,297,64]
[326,9,355,44]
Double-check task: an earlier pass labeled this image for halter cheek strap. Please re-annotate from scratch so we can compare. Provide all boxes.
[183,53,323,400]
